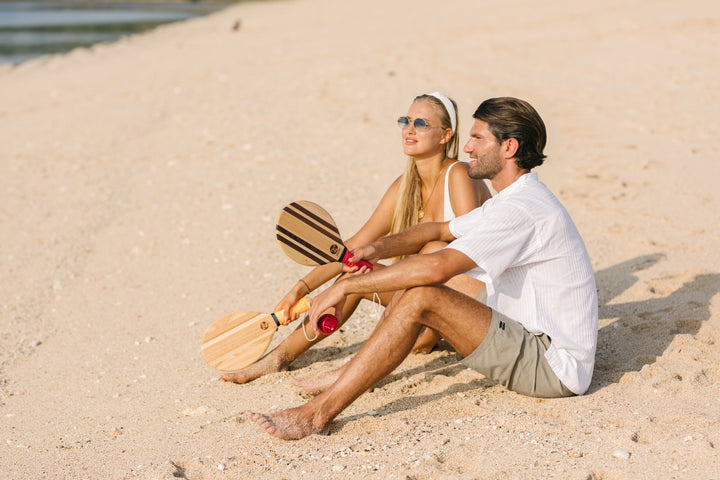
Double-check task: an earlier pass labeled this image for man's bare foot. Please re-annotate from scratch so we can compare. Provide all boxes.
[246,408,330,440]
[220,351,287,384]
[290,368,343,395]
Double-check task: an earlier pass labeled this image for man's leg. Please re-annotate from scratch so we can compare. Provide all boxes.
[290,286,409,394]
[247,285,491,439]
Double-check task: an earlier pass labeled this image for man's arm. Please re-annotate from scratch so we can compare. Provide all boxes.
[350,221,456,265]
[308,245,477,328]
[344,247,475,295]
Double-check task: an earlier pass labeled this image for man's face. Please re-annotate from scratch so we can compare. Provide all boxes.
[463,119,502,180]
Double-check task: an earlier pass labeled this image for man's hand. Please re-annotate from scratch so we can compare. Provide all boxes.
[308,283,347,334]
[343,244,379,273]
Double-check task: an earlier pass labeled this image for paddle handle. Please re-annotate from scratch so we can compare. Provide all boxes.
[340,249,373,271]
[274,296,311,325]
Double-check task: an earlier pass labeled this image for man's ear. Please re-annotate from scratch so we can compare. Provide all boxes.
[502,138,519,159]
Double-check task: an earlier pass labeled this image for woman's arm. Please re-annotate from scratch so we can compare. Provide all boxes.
[274,175,403,318]
[342,175,402,250]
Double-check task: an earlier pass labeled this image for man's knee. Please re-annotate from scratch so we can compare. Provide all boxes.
[397,286,443,319]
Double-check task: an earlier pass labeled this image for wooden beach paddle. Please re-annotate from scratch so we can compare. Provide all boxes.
[201,297,311,371]
[201,297,340,371]
[276,200,373,271]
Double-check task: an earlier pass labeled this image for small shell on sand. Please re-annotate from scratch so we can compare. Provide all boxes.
[613,449,631,460]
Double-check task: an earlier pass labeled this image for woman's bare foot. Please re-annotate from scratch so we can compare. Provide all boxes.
[290,367,344,395]
[220,350,288,384]
[247,407,330,440]
[411,328,440,354]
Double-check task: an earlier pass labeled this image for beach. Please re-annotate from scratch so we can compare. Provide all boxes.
[1,0,719,478]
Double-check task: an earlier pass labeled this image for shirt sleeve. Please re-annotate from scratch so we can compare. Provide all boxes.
[447,202,537,280]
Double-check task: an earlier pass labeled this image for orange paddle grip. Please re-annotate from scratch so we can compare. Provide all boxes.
[274,296,311,326]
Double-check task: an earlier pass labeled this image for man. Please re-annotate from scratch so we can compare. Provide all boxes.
[247,97,598,440]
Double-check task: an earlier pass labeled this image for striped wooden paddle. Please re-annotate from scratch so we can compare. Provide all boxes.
[276,201,373,270]
[201,297,311,371]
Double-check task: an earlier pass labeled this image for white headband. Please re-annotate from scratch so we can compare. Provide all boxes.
[427,91,457,134]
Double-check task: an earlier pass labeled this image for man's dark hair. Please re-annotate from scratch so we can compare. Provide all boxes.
[473,97,547,170]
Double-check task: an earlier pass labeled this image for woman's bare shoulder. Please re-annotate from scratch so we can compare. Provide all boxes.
[449,160,470,174]
[385,174,404,194]
[447,161,492,207]
[447,161,472,185]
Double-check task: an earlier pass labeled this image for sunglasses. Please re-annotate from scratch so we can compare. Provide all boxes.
[397,116,442,131]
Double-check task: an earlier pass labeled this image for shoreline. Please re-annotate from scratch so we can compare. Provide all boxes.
[0,0,239,65]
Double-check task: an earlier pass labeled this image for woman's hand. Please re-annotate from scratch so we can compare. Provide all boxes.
[273,282,308,324]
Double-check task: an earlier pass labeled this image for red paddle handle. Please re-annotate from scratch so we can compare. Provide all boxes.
[340,249,373,271]
[319,314,338,334]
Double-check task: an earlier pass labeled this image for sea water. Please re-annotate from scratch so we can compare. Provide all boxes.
[0,1,230,65]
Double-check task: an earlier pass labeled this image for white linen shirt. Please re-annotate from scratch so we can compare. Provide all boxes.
[447,172,598,394]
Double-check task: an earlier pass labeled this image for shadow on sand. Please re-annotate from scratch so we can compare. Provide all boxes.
[590,254,719,392]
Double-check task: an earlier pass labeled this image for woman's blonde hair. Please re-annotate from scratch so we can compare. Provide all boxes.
[389,94,459,243]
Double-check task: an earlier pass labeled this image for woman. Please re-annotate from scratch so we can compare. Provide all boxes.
[221,92,490,384]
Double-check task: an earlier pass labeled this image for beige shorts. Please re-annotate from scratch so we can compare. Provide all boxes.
[461,290,575,398]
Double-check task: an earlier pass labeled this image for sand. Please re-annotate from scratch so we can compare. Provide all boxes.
[1,0,719,478]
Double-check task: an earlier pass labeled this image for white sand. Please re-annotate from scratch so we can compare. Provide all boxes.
[1,0,719,478]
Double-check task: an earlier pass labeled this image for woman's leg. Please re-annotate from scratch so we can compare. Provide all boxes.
[221,268,393,384]
[411,241,485,353]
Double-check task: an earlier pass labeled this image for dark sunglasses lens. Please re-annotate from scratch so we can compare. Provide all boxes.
[397,116,410,128]
[413,118,428,129]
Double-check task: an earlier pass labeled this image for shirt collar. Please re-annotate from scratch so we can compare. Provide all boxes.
[496,171,537,198]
